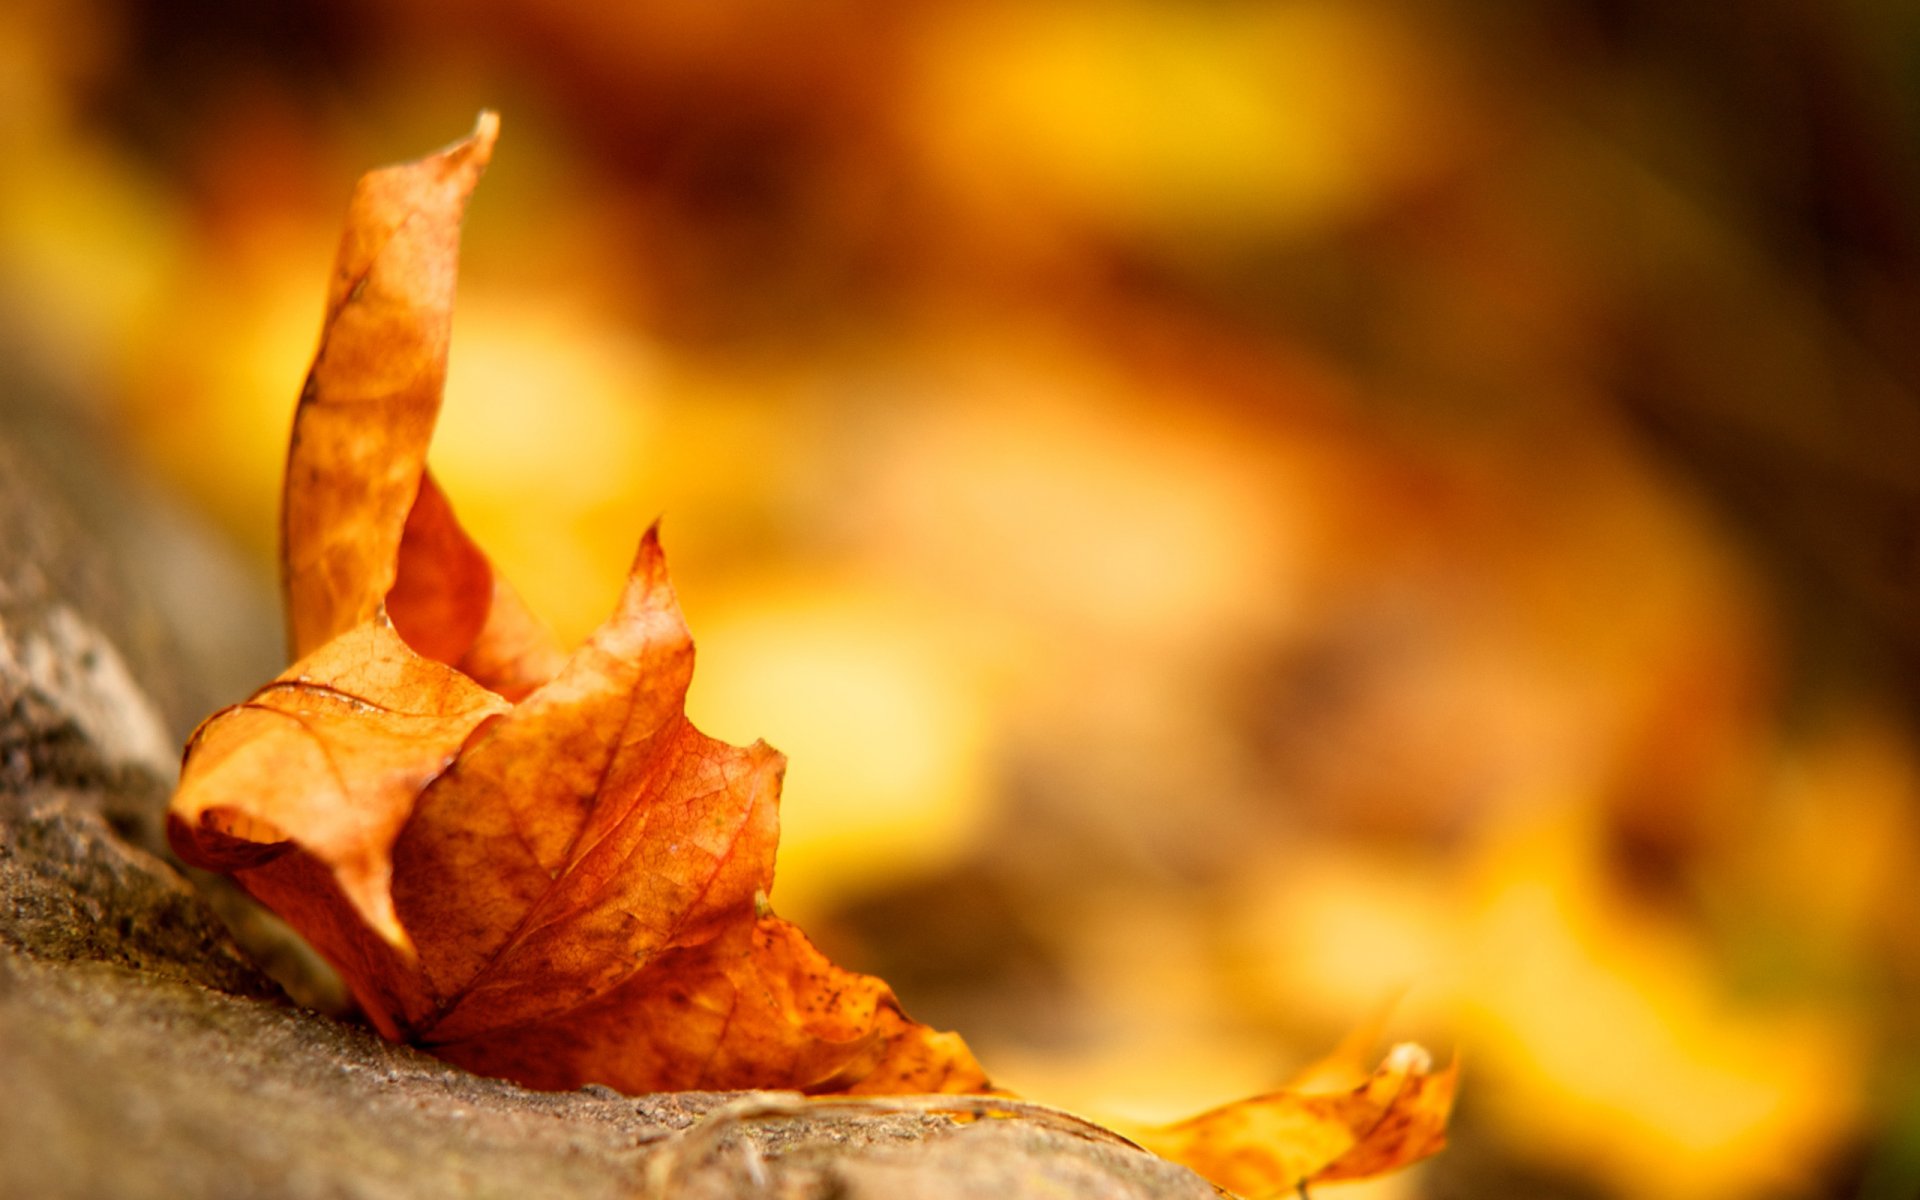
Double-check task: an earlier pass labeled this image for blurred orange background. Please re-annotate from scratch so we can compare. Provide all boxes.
[6,2,1920,1196]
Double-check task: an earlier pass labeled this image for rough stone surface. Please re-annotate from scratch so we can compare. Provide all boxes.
[0,952,1212,1200]
[0,412,1218,1199]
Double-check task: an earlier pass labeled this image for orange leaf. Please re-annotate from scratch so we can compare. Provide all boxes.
[166,114,1453,1188]
[1133,1044,1458,1197]
[168,112,987,1095]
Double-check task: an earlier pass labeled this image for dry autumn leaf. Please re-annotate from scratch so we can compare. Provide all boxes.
[165,113,1454,1192]
[1132,1044,1458,1196]
[169,112,981,1096]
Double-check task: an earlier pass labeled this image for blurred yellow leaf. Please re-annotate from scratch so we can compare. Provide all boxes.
[1134,1044,1457,1196]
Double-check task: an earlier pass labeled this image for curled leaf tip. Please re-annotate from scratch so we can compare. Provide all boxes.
[1383,1041,1431,1074]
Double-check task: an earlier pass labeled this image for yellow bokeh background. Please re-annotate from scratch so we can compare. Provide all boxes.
[6,2,1920,1196]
